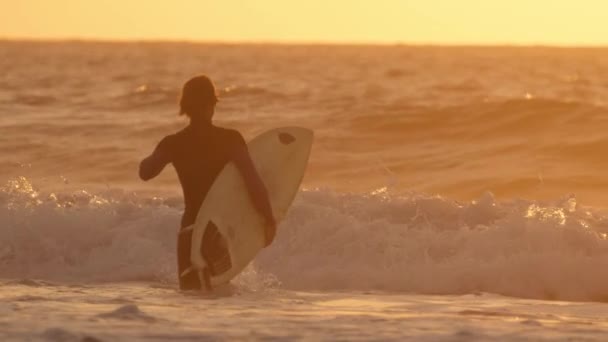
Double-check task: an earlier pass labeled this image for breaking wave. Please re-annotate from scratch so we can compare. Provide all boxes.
[2,177,608,302]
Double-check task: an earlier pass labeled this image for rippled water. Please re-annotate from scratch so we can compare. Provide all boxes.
[2,42,608,203]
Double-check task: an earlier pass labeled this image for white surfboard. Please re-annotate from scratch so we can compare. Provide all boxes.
[183,127,313,290]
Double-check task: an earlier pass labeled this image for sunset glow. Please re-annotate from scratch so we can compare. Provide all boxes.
[2,0,608,45]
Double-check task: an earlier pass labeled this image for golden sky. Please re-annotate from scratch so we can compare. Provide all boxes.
[2,0,607,45]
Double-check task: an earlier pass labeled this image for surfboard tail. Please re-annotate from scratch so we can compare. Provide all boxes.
[183,220,233,292]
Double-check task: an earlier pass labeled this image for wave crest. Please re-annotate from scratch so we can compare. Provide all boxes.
[2,178,608,301]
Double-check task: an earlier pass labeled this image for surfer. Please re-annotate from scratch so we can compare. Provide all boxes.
[139,75,276,290]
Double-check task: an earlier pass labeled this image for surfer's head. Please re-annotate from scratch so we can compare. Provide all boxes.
[179,75,218,121]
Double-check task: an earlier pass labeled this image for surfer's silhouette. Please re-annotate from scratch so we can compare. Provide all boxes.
[139,75,276,290]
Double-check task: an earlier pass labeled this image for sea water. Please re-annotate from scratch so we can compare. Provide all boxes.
[2,42,608,340]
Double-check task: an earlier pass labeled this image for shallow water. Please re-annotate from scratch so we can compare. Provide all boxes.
[2,281,608,341]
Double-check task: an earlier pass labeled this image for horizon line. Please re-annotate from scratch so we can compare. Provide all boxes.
[2,36,608,49]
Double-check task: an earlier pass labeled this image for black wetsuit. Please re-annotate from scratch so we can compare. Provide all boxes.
[154,124,246,290]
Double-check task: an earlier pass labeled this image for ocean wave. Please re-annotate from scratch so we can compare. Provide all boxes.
[97,84,180,110]
[258,189,608,302]
[346,97,602,135]
[0,177,179,283]
[384,68,413,78]
[92,83,287,111]
[428,79,483,92]
[12,94,58,106]
[2,177,608,302]
[218,84,288,100]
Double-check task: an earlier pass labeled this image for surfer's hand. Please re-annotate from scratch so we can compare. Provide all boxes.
[264,217,277,247]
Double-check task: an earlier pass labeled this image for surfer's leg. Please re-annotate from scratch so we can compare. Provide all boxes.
[177,227,202,290]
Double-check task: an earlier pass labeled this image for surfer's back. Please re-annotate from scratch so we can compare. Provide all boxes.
[160,124,246,227]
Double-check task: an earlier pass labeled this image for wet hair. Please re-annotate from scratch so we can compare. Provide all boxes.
[179,75,218,117]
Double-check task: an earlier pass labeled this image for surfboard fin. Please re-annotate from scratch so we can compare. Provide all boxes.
[179,225,194,234]
[200,268,212,292]
[180,266,195,278]
[180,266,213,292]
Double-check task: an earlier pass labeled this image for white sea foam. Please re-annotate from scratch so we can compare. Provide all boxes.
[0,177,179,283]
[258,189,608,301]
[2,177,608,302]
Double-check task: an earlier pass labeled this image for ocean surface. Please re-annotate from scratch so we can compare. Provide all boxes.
[2,41,608,340]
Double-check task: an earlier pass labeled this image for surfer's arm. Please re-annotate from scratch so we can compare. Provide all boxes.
[233,145,277,246]
[139,137,171,181]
